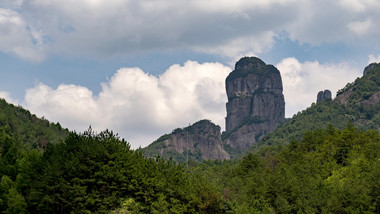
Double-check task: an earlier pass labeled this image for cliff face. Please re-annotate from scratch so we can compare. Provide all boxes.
[224,57,285,150]
[144,120,230,161]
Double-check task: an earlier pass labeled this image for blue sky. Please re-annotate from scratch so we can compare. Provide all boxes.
[1,0,380,148]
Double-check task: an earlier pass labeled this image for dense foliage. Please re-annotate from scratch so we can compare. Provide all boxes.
[0,98,68,150]
[1,64,380,213]
[196,125,380,213]
[0,129,224,213]
[226,57,280,82]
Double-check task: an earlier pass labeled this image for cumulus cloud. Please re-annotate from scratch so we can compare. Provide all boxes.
[20,57,364,148]
[2,0,380,61]
[276,58,361,117]
[24,61,231,148]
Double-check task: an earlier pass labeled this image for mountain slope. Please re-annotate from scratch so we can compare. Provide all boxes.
[142,120,229,162]
[203,125,380,213]
[248,62,380,153]
[0,98,69,150]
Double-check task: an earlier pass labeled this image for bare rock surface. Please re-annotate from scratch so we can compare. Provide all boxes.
[151,120,230,160]
[224,57,285,150]
[317,90,332,103]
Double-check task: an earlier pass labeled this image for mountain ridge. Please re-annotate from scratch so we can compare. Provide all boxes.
[247,62,380,154]
[143,60,380,161]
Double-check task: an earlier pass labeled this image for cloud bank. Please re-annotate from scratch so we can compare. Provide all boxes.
[19,58,363,148]
[1,0,380,61]
[24,61,231,148]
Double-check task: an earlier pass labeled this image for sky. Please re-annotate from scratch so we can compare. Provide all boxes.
[1,0,380,148]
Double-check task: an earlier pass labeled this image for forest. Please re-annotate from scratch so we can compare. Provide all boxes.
[1,120,380,213]
[0,97,379,213]
[1,63,380,213]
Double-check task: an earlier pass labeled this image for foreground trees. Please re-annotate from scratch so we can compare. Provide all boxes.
[199,125,380,213]
[0,129,224,213]
[1,124,379,213]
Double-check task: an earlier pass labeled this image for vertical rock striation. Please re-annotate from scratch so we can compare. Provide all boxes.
[317,90,332,103]
[224,57,285,150]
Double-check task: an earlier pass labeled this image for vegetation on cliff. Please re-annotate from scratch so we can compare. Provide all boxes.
[226,57,280,82]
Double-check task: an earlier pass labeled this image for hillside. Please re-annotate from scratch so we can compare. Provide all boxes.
[248,62,380,153]
[197,125,380,213]
[0,99,225,213]
[0,98,69,150]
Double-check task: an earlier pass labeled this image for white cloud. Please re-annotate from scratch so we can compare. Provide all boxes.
[338,0,380,13]
[2,0,379,61]
[368,54,380,64]
[339,0,367,12]
[24,61,231,148]
[194,32,276,58]
[348,19,372,36]
[0,90,19,105]
[191,0,296,13]
[2,56,364,149]
[276,58,361,117]
[0,8,44,61]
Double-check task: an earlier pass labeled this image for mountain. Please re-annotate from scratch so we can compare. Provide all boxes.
[0,98,69,150]
[223,57,285,151]
[144,61,380,161]
[248,62,380,153]
[142,120,230,161]
[1,62,380,213]
[316,89,332,103]
[143,57,285,161]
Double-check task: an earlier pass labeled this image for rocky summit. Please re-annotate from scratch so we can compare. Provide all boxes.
[317,89,332,103]
[224,57,285,150]
[143,57,286,161]
[363,63,377,76]
[143,120,230,161]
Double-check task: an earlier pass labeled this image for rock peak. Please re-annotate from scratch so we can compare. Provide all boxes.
[317,90,332,103]
[363,63,378,76]
[227,57,280,83]
[224,57,285,150]
[235,57,266,70]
